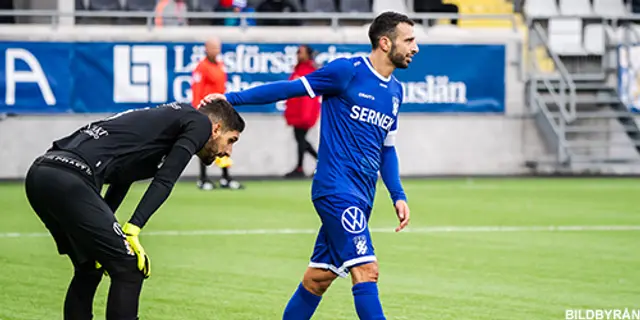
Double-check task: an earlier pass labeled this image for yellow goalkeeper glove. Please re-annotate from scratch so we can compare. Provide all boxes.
[214,156,233,168]
[122,222,151,278]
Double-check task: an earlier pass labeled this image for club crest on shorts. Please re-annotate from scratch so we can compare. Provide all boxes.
[341,206,367,234]
[353,235,368,255]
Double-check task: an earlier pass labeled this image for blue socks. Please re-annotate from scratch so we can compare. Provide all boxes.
[282,281,385,320]
[283,282,322,320]
[352,282,386,320]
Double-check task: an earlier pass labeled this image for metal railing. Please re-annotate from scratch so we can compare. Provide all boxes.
[529,23,577,121]
[0,9,521,30]
[527,22,578,164]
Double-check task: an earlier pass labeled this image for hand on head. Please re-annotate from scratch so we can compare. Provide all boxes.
[199,93,227,108]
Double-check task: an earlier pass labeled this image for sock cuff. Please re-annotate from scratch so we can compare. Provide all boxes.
[352,281,379,296]
[298,282,322,305]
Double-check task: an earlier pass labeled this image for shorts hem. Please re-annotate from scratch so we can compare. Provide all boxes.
[309,255,377,278]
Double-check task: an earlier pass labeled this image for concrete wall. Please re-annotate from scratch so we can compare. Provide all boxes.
[0,113,540,179]
[0,25,537,179]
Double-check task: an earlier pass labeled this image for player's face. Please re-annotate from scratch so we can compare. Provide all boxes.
[297,46,309,63]
[213,129,240,159]
[205,40,221,61]
[388,22,418,69]
[198,124,240,165]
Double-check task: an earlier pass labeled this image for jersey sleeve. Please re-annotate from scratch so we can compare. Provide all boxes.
[380,145,406,204]
[381,88,405,203]
[299,58,356,98]
[384,90,402,147]
[225,58,355,106]
[127,112,211,229]
[384,120,398,147]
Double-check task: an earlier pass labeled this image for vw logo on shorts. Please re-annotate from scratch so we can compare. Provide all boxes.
[341,206,367,234]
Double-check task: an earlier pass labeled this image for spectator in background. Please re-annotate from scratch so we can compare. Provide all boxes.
[217,0,257,26]
[255,0,300,26]
[154,0,189,27]
[284,45,320,178]
[191,36,245,190]
[414,0,459,26]
[0,0,15,24]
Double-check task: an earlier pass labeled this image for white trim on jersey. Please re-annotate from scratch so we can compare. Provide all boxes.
[361,56,391,82]
[384,130,398,147]
[299,76,316,98]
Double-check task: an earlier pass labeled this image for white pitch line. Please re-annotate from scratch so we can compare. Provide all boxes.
[0,225,639,239]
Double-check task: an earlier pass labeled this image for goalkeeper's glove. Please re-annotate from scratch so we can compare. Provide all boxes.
[122,222,151,278]
[214,156,233,168]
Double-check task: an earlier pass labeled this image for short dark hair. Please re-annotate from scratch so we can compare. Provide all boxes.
[368,11,415,50]
[198,99,245,133]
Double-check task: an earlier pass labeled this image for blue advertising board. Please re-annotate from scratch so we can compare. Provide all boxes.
[0,41,506,114]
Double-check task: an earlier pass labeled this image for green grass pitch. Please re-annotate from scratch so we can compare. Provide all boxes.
[0,178,639,319]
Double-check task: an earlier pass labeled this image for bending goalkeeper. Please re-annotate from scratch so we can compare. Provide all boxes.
[24,100,244,319]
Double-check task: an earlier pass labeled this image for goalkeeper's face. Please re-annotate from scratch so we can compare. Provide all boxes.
[197,124,240,165]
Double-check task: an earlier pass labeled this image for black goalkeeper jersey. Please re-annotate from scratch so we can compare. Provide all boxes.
[48,102,212,228]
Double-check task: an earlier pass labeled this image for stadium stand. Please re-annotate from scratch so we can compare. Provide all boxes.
[442,0,522,28]
[2,0,640,177]
[524,0,640,173]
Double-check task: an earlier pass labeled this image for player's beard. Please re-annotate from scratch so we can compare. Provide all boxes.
[211,136,229,162]
[388,43,409,69]
[199,136,222,165]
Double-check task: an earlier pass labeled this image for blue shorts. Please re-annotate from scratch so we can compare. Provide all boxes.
[309,194,376,278]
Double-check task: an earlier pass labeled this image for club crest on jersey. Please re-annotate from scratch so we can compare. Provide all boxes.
[392,97,399,116]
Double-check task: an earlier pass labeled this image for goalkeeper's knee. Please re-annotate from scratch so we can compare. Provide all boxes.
[102,258,144,282]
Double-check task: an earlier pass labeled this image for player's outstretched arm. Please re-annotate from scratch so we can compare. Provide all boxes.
[222,58,355,107]
[224,79,307,106]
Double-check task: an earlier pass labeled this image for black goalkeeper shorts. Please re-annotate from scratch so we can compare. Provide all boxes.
[24,151,136,269]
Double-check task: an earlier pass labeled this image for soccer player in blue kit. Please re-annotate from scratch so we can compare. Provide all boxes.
[203,11,418,320]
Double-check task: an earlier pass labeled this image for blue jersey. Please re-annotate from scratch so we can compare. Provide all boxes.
[226,56,406,207]
[301,57,402,205]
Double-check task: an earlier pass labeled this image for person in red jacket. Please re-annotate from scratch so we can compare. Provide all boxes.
[284,45,321,178]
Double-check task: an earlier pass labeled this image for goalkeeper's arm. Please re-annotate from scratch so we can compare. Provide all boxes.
[104,183,132,213]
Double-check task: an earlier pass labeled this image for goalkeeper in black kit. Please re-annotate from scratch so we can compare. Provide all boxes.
[24,100,244,320]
